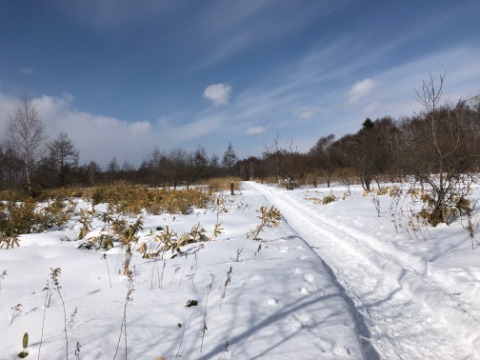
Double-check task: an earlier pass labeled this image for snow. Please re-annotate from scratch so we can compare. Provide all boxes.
[1,182,480,359]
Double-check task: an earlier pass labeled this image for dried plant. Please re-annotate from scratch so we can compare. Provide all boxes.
[191,245,204,272]
[0,232,20,249]
[113,274,134,360]
[117,218,144,275]
[0,270,7,291]
[220,267,233,309]
[74,342,81,360]
[252,243,262,260]
[0,197,57,248]
[372,194,381,217]
[41,195,75,228]
[38,267,65,359]
[249,206,282,240]
[102,254,112,288]
[217,340,230,360]
[211,222,224,240]
[90,182,212,215]
[50,267,69,359]
[462,204,480,249]
[10,303,22,324]
[174,322,186,359]
[77,209,94,240]
[230,248,243,262]
[200,274,215,353]
[150,224,210,258]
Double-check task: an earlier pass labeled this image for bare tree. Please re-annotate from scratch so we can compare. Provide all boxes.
[400,74,474,225]
[309,134,336,187]
[5,96,46,190]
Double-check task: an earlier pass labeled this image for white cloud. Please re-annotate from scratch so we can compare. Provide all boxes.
[246,126,265,135]
[347,78,379,104]
[19,67,34,75]
[0,92,229,166]
[203,83,232,106]
[166,116,223,142]
[0,92,158,166]
[293,107,325,120]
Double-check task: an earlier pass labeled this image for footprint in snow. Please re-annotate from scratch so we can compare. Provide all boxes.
[287,313,313,331]
[300,286,311,295]
[267,297,279,306]
[279,246,290,253]
[304,274,314,282]
[316,337,333,353]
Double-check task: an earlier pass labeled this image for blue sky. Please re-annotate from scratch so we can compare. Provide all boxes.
[1,0,479,166]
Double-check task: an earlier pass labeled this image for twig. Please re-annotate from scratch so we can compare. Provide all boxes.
[102,254,112,289]
[113,275,134,360]
[175,322,186,359]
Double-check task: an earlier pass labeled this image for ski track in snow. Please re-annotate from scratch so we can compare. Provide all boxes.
[246,182,480,360]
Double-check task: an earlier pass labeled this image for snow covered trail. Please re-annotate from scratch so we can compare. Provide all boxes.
[246,182,480,360]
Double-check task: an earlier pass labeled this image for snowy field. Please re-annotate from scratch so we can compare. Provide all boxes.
[1,181,480,359]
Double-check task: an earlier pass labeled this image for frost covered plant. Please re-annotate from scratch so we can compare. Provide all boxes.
[249,206,281,240]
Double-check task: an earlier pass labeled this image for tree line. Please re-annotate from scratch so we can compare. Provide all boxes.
[1,76,480,203]
[0,97,240,191]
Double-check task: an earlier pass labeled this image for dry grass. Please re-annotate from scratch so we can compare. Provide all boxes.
[89,181,213,215]
[203,177,241,193]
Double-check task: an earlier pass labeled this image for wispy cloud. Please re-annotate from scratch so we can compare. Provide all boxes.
[347,79,379,104]
[19,67,34,75]
[54,0,180,30]
[193,1,347,68]
[203,84,232,106]
[246,126,265,135]
[293,107,326,120]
